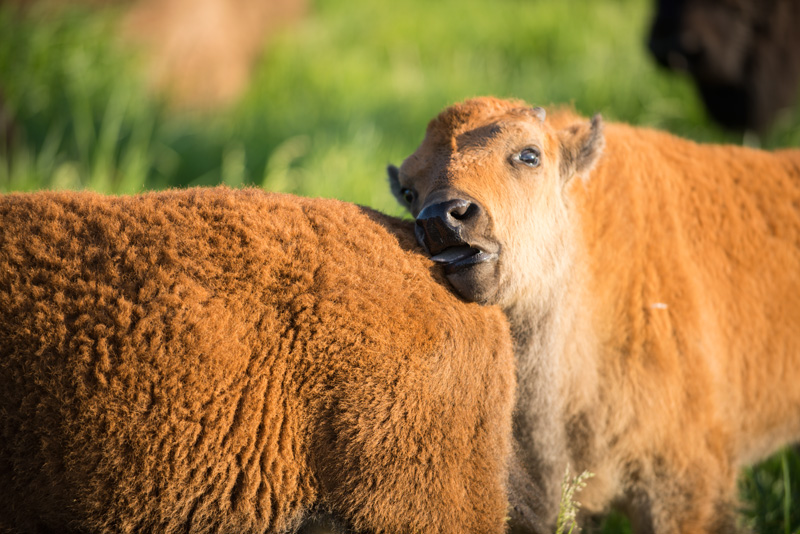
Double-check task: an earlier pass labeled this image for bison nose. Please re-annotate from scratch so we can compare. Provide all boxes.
[415,198,480,254]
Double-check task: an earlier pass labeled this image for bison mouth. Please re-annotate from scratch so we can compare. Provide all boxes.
[414,219,499,274]
[429,245,498,274]
[427,240,501,304]
[416,228,502,303]
[412,203,501,301]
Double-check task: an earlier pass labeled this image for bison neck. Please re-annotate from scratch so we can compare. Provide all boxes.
[504,250,601,522]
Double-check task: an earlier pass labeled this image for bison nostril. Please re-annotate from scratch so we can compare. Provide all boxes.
[449,201,478,222]
[439,199,471,224]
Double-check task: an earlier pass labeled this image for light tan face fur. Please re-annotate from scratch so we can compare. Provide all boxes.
[389,97,604,307]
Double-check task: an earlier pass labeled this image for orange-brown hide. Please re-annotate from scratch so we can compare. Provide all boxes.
[0,187,516,534]
[390,97,800,534]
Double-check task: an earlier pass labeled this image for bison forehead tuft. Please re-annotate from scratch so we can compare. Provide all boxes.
[426,97,541,138]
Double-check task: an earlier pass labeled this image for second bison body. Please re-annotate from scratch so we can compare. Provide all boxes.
[0,187,518,534]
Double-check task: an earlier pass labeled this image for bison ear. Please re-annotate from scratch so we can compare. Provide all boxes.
[558,114,604,183]
[387,164,406,208]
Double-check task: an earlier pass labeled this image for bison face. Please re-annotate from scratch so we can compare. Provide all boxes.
[388,98,604,307]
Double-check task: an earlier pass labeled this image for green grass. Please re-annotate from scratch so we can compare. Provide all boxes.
[5,0,800,208]
[1,0,799,532]
[741,449,800,534]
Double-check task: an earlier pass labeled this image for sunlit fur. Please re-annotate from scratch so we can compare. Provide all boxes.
[392,97,800,533]
[0,187,518,534]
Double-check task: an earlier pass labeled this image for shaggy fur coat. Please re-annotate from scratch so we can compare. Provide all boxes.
[0,187,516,534]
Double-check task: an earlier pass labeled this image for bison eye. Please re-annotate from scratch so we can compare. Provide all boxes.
[400,188,416,205]
[517,147,541,167]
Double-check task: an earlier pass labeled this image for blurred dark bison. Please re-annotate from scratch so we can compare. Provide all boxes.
[648,0,800,132]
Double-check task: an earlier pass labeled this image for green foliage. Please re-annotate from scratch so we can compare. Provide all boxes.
[740,449,800,534]
[0,4,164,193]
[1,1,799,532]
[4,0,800,208]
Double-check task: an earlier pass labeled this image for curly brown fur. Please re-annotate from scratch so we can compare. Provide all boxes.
[0,187,519,534]
[390,96,800,533]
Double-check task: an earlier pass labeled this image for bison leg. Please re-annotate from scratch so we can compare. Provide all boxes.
[625,453,742,534]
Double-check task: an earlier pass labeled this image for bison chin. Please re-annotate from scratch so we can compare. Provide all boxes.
[443,259,501,305]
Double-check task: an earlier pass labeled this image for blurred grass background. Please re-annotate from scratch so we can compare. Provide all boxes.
[0,0,798,532]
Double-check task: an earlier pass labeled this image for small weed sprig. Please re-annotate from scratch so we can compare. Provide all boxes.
[555,466,595,534]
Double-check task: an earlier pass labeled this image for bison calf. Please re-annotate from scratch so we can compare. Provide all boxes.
[389,97,800,533]
[0,187,518,534]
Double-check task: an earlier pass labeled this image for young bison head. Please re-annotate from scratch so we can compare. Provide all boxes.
[389,97,603,306]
